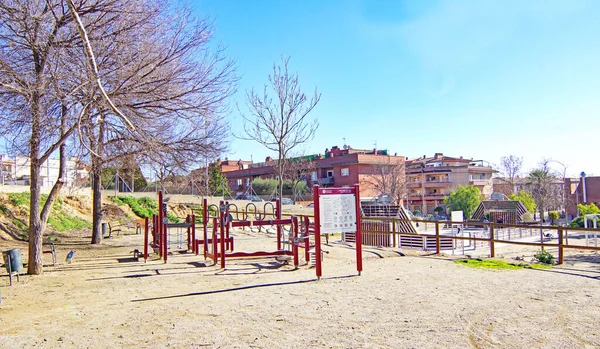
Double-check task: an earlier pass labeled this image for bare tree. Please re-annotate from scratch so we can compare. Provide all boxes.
[499,155,523,194]
[0,0,113,274]
[361,157,407,205]
[282,154,317,201]
[526,159,560,222]
[241,56,320,201]
[0,0,236,273]
[69,2,235,243]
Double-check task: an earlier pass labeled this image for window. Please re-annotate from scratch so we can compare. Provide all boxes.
[327,170,334,178]
[341,168,349,176]
[311,171,318,181]
[236,179,242,186]
[244,178,250,186]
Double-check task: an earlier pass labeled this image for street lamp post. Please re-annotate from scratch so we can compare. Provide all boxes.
[581,171,587,204]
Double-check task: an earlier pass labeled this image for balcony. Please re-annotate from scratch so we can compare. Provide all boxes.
[470,178,490,186]
[408,193,446,199]
[408,179,452,188]
[317,177,334,185]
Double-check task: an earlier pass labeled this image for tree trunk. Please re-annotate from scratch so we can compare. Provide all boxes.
[40,105,68,228]
[91,155,104,244]
[90,116,105,244]
[28,93,43,275]
[277,150,284,200]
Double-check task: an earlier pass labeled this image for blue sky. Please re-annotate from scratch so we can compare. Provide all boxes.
[191,0,599,178]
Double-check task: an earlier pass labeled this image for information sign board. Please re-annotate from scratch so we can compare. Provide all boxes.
[318,188,357,234]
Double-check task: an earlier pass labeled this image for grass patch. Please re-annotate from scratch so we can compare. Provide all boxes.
[48,210,92,232]
[110,196,180,223]
[8,192,32,206]
[8,192,51,206]
[12,219,27,230]
[3,193,90,233]
[455,259,551,270]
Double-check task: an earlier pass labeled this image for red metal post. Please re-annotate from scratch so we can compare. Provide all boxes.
[354,184,362,275]
[144,217,149,262]
[163,218,168,263]
[225,205,231,250]
[191,214,196,254]
[313,185,322,279]
[212,218,218,264]
[220,205,226,269]
[304,216,310,262]
[186,215,191,251]
[158,191,163,259]
[203,198,208,257]
[293,216,299,267]
[276,199,282,250]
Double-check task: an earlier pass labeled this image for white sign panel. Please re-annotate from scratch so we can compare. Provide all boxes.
[319,194,357,234]
[451,210,464,225]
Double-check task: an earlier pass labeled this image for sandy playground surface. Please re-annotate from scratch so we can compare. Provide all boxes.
[1,226,600,349]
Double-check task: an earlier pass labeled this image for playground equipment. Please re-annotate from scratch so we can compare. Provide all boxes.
[143,191,196,263]
[196,198,311,269]
[141,189,364,279]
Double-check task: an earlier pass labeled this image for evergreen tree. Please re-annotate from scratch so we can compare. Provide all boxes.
[209,165,230,196]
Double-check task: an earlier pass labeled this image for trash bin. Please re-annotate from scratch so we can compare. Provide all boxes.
[102,222,107,237]
[3,248,23,273]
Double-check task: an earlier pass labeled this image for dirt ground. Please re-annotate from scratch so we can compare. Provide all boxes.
[1,226,600,349]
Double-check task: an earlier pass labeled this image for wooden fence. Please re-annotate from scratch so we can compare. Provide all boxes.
[358,218,600,265]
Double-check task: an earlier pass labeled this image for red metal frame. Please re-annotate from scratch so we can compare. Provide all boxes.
[196,199,301,269]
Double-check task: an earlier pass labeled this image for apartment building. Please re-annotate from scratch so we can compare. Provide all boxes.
[0,154,89,187]
[220,145,405,199]
[405,153,494,214]
[565,175,600,219]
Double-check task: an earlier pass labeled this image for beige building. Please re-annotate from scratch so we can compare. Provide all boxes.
[0,154,88,187]
[405,153,494,215]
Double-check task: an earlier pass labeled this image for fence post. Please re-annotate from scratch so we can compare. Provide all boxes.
[558,228,564,265]
[435,221,440,254]
[489,224,495,258]
[392,220,397,248]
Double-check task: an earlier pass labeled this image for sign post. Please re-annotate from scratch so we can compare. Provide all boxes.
[313,184,362,279]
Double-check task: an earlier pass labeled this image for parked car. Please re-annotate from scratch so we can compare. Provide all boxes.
[271,198,294,205]
[235,194,263,202]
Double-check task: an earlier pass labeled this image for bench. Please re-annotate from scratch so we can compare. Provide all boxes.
[43,242,57,266]
[107,222,124,237]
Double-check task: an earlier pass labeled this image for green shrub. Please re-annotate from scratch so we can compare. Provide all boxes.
[166,213,180,223]
[0,204,8,214]
[47,210,92,232]
[115,196,157,218]
[109,196,125,205]
[534,250,555,265]
[569,216,583,227]
[578,203,600,216]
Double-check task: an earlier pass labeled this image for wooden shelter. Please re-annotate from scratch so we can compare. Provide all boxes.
[470,200,530,225]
